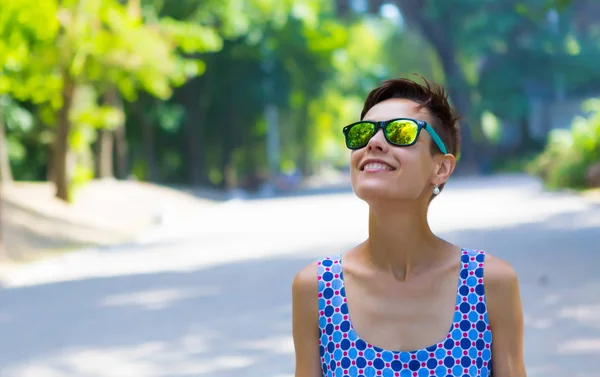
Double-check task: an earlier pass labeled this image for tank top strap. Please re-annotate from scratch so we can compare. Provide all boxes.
[459,248,487,279]
[456,248,490,326]
[317,255,343,286]
[316,256,345,332]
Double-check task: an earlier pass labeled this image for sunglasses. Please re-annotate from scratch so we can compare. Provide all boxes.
[342,118,448,154]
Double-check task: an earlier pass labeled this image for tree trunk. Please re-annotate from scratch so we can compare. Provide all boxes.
[114,122,128,179]
[186,111,202,185]
[137,102,158,181]
[517,116,539,153]
[367,0,387,13]
[0,107,8,260]
[297,101,312,176]
[0,106,13,183]
[393,0,488,173]
[222,137,236,191]
[416,22,481,171]
[106,88,127,179]
[97,128,114,178]
[53,73,75,202]
[0,184,6,261]
[183,80,209,186]
[97,88,127,179]
[335,0,352,16]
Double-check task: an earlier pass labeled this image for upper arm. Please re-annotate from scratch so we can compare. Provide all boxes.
[292,262,322,377]
[485,254,527,377]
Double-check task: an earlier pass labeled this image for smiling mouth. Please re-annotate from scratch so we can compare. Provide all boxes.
[362,162,395,172]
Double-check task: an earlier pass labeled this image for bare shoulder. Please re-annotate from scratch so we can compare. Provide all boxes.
[292,261,319,305]
[482,252,523,321]
[483,252,520,289]
[292,261,323,377]
[481,254,526,376]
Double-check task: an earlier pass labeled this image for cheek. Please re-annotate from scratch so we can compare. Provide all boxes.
[349,151,363,183]
[349,150,363,166]
[391,148,416,167]
[395,149,431,176]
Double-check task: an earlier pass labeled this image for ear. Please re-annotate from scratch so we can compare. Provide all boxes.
[433,154,456,185]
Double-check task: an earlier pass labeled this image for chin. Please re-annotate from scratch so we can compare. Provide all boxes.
[352,179,422,204]
[353,182,399,202]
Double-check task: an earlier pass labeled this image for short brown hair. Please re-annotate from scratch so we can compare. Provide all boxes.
[360,76,461,157]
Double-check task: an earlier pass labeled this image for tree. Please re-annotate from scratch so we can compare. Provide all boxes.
[343,0,584,171]
[0,0,222,201]
[142,0,348,187]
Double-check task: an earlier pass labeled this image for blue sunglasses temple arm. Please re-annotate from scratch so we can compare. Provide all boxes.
[425,125,448,154]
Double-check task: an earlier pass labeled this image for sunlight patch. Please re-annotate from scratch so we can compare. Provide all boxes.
[525,364,559,376]
[239,336,295,355]
[525,317,554,330]
[557,338,600,354]
[558,304,600,327]
[1,341,255,377]
[543,294,562,306]
[100,287,220,310]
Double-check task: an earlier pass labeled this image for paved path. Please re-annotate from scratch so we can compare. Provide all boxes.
[0,174,598,377]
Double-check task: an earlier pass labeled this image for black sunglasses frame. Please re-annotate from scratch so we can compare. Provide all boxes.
[342,118,448,154]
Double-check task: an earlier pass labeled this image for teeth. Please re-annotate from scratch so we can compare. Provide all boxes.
[363,163,393,171]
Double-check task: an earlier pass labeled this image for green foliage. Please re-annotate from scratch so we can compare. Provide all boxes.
[71,86,124,130]
[0,0,62,104]
[2,0,599,194]
[0,0,222,113]
[1,96,33,165]
[0,96,34,132]
[529,99,600,189]
[0,96,47,180]
[0,0,224,198]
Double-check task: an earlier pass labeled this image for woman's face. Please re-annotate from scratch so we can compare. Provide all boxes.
[350,98,449,204]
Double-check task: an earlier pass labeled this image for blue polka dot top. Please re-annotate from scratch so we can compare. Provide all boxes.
[317,249,493,377]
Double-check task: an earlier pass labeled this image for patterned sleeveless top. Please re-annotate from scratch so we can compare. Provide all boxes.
[317,249,493,377]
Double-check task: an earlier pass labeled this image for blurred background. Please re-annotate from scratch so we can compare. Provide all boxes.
[0,0,599,376]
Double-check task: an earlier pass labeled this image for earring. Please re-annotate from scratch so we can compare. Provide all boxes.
[433,185,440,195]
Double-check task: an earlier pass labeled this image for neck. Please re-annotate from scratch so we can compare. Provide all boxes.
[364,201,446,280]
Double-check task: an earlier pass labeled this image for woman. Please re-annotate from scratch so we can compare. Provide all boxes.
[292,77,526,377]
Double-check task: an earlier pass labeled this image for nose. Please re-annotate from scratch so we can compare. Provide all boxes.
[366,128,388,152]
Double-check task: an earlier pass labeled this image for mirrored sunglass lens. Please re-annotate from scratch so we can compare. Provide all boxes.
[385,120,418,145]
[347,122,375,148]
